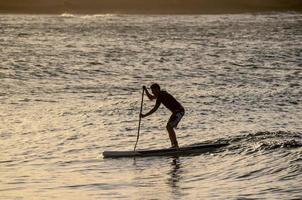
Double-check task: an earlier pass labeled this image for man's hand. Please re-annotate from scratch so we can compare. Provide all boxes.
[143,86,147,91]
[140,113,146,118]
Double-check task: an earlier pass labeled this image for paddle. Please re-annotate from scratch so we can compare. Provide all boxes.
[134,87,144,151]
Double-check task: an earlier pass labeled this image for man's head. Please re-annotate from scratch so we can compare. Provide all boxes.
[151,83,160,97]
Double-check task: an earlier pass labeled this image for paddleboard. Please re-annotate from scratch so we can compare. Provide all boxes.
[103,142,229,158]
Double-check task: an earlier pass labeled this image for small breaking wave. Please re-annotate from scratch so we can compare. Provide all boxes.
[253,139,302,151]
[220,131,302,155]
[80,14,118,19]
[60,13,118,19]
[60,13,76,18]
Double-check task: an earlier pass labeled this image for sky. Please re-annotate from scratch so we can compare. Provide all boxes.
[0,0,301,14]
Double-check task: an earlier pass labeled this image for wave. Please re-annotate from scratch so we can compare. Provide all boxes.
[191,131,302,155]
[80,14,119,19]
[59,13,119,19]
[185,131,301,158]
[255,139,302,150]
[60,13,76,17]
[221,131,302,154]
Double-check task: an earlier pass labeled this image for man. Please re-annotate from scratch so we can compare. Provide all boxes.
[140,83,185,148]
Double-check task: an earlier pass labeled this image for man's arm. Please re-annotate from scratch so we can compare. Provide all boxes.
[141,100,160,118]
[143,86,156,100]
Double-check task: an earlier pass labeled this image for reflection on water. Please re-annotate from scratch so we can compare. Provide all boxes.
[167,158,183,198]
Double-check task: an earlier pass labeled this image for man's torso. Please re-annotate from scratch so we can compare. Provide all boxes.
[156,91,184,113]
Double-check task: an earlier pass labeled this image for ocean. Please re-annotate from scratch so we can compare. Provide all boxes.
[0,13,301,199]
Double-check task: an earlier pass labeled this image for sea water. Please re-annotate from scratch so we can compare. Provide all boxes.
[0,13,301,199]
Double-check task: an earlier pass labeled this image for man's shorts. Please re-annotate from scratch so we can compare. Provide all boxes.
[168,110,185,128]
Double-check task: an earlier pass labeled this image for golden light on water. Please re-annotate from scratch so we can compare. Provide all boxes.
[0,12,301,199]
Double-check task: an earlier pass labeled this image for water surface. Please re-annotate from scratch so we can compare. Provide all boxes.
[0,13,301,199]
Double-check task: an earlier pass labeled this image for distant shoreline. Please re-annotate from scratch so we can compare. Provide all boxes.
[0,0,301,15]
[0,10,301,15]
[0,13,301,17]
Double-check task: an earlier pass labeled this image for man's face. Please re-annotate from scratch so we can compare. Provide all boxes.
[151,87,160,97]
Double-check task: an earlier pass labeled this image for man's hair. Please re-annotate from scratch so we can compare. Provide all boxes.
[151,83,160,90]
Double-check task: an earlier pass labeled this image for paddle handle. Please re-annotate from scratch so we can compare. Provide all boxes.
[134,87,144,151]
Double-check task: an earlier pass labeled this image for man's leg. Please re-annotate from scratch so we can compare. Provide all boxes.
[166,124,179,148]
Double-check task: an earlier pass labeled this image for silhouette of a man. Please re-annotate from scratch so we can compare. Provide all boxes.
[141,83,185,148]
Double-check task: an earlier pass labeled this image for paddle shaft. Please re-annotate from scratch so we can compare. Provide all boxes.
[134,87,144,151]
